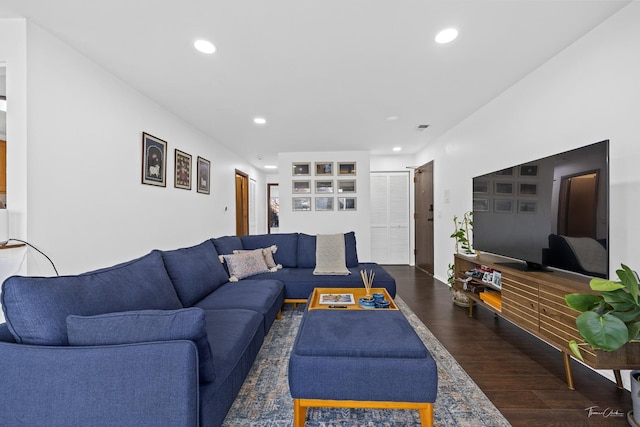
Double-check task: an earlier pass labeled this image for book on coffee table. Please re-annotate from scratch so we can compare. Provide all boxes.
[318,293,355,305]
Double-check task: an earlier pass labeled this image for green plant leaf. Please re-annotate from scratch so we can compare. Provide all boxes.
[575,311,629,351]
[568,340,584,362]
[628,321,640,342]
[610,306,640,323]
[619,264,639,305]
[602,289,636,312]
[565,293,602,312]
[590,278,625,292]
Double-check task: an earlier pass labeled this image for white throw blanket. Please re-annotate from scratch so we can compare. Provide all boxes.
[313,234,351,276]
[561,235,607,275]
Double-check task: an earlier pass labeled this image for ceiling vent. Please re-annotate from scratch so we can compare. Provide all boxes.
[416,124,430,131]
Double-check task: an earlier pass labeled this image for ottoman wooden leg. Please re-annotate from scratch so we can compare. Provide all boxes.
[418,403,434,427]
[293,399,307,427]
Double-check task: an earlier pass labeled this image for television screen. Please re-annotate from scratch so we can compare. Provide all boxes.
[472,140,609,278]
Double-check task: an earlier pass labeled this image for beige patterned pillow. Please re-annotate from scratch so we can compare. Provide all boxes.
[223,249,270,282]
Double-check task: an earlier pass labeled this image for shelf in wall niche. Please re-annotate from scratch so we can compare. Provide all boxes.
[0,243,25,250]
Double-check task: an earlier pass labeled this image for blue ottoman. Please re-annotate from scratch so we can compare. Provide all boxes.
[288,309,438,426]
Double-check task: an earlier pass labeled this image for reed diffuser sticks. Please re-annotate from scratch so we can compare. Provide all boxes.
[360,269,375,299]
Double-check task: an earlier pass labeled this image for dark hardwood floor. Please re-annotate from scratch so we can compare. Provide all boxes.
[385,265,631,427]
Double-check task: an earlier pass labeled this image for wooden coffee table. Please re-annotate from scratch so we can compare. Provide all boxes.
[307,287,398,310]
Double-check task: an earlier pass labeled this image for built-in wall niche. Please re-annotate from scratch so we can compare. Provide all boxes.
[290,159,357,211]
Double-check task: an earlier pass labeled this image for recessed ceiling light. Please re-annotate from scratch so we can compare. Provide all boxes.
[386,115,399,121]
[253,117,267,125]
[264,165,278,170]
[393,147,402,152]
[194,39,216,54]
[435,28,458,44]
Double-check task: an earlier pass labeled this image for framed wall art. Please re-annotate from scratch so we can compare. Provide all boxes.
[141,132,167,187]
[197,156,211,194]
[174,149,192,190]
[518,200,537,214]
[292,197,311,211]
[338,162,356,175]
[292,162,311,176]
[473,198,490,212]
[473,180,489,194]
[494,182,513,195]
[315,180,334,194]
[494,199,513,213]
[519,183,537,196]
[292,180,311,194]
[337,179,356,193]
[520,165,538,177]
[315,162,333,176]
[337,197,357,211]
[315,197,334,211]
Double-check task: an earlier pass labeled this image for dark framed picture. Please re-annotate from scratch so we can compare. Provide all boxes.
[473,181,489,194]
[495,182,513,195]
[495,167,513,176]
[519,183,537,196]
[292,162,311,176]
[197,156,210,194]
[337,197,357,211]
[337,179,356,193]
[518,200,537,214]
[520,165,538,177]
[338,162,356,175]
[315,162,333,176]
[292,180,311,194]
[141,132,167,187]
[494,199,513,213]
[315,180,334,194]
[292,197,311,211]
[315,197,334,211]
[174,149,192,190]
[473,198,490,212]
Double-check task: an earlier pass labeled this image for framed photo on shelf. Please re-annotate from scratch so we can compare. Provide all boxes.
[473,198,490,212]
[315,197,334,211]
[292,180,311,194]
[141,132,167,187]
[174,149,192,190]
[519,183,537,196]
[292,197,311,211]
[196,156,210,194]
[494,182,513,195]
[473,180,489,194]
[292,162,311,176]
[315,162,333,176]
[518,200,537,214]
[494,199,513,213]
[337,197,357,211]
[337,162,356,175]
[337,179,356,193]
[520,165,538,177]
[315,180,334,194]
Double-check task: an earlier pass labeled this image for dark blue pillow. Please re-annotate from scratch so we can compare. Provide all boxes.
[161,240,229,306]
[344,231,359,267]
[296,232,359,268]
[66,308,215,383]
[211,236,243,255]
[241,233,299,268]
[1,251,183,345]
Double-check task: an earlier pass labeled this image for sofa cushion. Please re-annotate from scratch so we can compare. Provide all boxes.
[66,308,215,383]
[233,245,281,270]
[223,250,270,281]
[0,250,183,345]
[211,235,244,255]
[241,233,299,268]
[161,240,229,306]
[297,231,359,268]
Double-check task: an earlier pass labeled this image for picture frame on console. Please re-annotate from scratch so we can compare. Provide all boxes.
[141,132,167,187]
[174,149,192,190]
[197,156,210,194]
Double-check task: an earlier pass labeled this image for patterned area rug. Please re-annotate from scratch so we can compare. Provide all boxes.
[222,296,511,426]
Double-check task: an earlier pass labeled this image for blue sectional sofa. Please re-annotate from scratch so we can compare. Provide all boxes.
[0,232,396,426]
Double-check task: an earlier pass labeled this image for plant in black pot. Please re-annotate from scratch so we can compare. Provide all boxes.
[565,264,640,423]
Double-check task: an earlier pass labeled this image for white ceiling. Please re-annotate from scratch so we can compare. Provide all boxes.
[0,0,631,170]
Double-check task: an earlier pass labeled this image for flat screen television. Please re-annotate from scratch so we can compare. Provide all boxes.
[472,140,609,278]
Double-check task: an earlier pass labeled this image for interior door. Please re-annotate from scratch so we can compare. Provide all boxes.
[558,171,598,238]
[235,170,249,236]
[414,162,434,274]
[370,172,410,264]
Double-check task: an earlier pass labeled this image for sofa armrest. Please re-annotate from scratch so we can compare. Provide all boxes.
[0,340,199,426]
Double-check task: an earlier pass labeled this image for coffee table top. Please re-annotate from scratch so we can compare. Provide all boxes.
[308,287,398,310]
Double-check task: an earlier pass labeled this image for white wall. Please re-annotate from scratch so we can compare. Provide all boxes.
[277,151,371,261]
[415,2,640,387]
[0,21,267,276]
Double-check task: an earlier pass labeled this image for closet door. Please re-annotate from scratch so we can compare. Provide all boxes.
[370,172,410,264]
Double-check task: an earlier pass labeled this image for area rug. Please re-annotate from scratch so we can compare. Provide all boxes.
[222,296,511,426]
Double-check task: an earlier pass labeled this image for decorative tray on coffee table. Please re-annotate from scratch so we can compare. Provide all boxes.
[308,287,398,310]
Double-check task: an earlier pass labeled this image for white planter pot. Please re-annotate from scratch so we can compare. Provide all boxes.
[631,370,640,425]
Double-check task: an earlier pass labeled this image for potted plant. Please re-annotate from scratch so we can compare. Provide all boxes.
[447,262,470,307]
[451,211,475,256]
[565,263,640,420]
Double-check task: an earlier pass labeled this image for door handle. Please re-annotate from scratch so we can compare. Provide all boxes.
[427,218,433,222]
